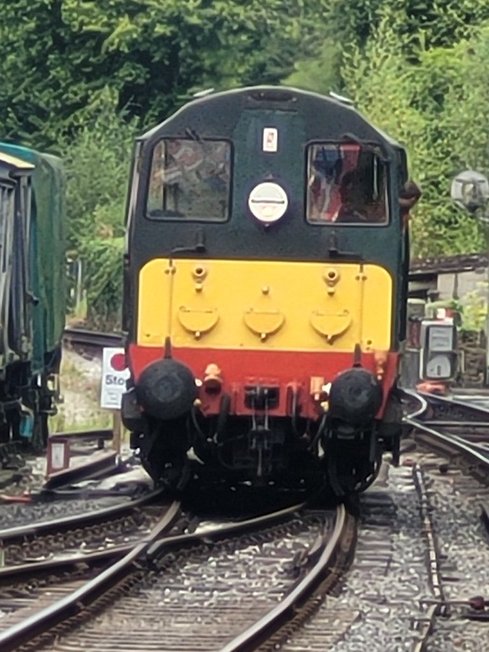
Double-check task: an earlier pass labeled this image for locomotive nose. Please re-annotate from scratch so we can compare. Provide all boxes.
[136,359,197,420]
[328,368,383,425]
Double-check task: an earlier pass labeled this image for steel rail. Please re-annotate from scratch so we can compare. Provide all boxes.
[0,488,163,542]
[43,449,121,489]
[0,500,181,652]
[0,543,134,580]
[63,327,122,349]
[402,388,429,419]
[403,389,489,460]
[400,391,489,649]
[417,390,489,420]
[48,429,113,443]
[412,605,438,652]
[220,504,350,652]
[0,502,307,651]
[404,396,489,649]
[404,417,489,465]
[420,420,489,428]
[0,500,306,581]
[146,500,306,557]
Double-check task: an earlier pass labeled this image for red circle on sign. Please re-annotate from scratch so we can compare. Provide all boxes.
[110,353,126,371]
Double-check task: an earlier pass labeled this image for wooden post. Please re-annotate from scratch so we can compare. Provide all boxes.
[112,411,122,455]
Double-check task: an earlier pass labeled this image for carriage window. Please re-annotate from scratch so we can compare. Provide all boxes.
[147,138,230,221]
[307,143,388,224]
[0,185,14,273]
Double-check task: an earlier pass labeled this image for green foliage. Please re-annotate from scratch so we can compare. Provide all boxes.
[458,285,487,332]
[285,0,489,100]
[289,3,489,257]
[0,0,331,144]
[320,0,489,52]
[285,41,342,95]
[60,88,136,251]
[343,16,489,256]
[0,0,335,329]
[82,236,125,330]
[3,0,489,324]
[59,91,135,327]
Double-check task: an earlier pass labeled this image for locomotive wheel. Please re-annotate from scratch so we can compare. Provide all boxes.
[140,427,191,493]
[325,447,382,496]
[141,452,191,493]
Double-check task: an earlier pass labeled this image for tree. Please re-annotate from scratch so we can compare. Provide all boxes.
[0,0,335,327]
[0,0,332,146]
[4,0,489,324]
[60,88,135,326]
[286,3,489,257]
[341,17,489,256]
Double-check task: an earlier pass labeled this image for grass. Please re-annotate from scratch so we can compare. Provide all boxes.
[49,348,114,434]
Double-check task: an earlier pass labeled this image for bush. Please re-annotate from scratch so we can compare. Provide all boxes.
[61,89,137,329]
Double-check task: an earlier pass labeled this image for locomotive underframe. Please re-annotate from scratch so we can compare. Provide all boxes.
[0,347,61,449]
[126,388,402,496]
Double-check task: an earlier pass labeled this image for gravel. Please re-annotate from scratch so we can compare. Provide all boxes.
[283,444,489,651]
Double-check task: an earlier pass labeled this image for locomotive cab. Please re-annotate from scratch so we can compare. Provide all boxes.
[122,86,416,496]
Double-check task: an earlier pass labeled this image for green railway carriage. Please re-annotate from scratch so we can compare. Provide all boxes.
[0,153,34,376]
[0,144,66,449]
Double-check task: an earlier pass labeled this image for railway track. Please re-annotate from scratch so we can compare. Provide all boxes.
[0,499,356,651]
[402,390,489,648]
[0,500,182,651]
[0,427,126,498]
[403,389,489,484]
[280,391,489,650]
[0,488,164,570]
[405,387,489,428]
[62,327,122,353]
[1,387,487,650]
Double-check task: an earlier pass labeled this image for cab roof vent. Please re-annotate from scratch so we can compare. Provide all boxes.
[249,90,296,103]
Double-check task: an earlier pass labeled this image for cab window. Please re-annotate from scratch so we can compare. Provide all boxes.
[307,143,388,225]
[147,138,231,221]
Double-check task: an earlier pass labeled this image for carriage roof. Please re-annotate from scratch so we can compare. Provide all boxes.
[0,151,35,177]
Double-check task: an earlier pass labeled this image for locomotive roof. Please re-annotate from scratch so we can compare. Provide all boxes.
[140,85,405,151]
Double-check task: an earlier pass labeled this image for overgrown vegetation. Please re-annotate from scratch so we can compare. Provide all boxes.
[61,91,134,327]
[1,0,489,326]
[288,2,489,257]
[51,351,112,432]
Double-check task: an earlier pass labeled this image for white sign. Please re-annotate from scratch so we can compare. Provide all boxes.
[50,442,67,470]
[101,347,130,409]
[428,326,454,352]
[262,127,278,152]
[426,354,452,379]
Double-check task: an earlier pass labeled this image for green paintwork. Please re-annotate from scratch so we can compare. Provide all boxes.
[133,87,411,346]
[0,143,66,375]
